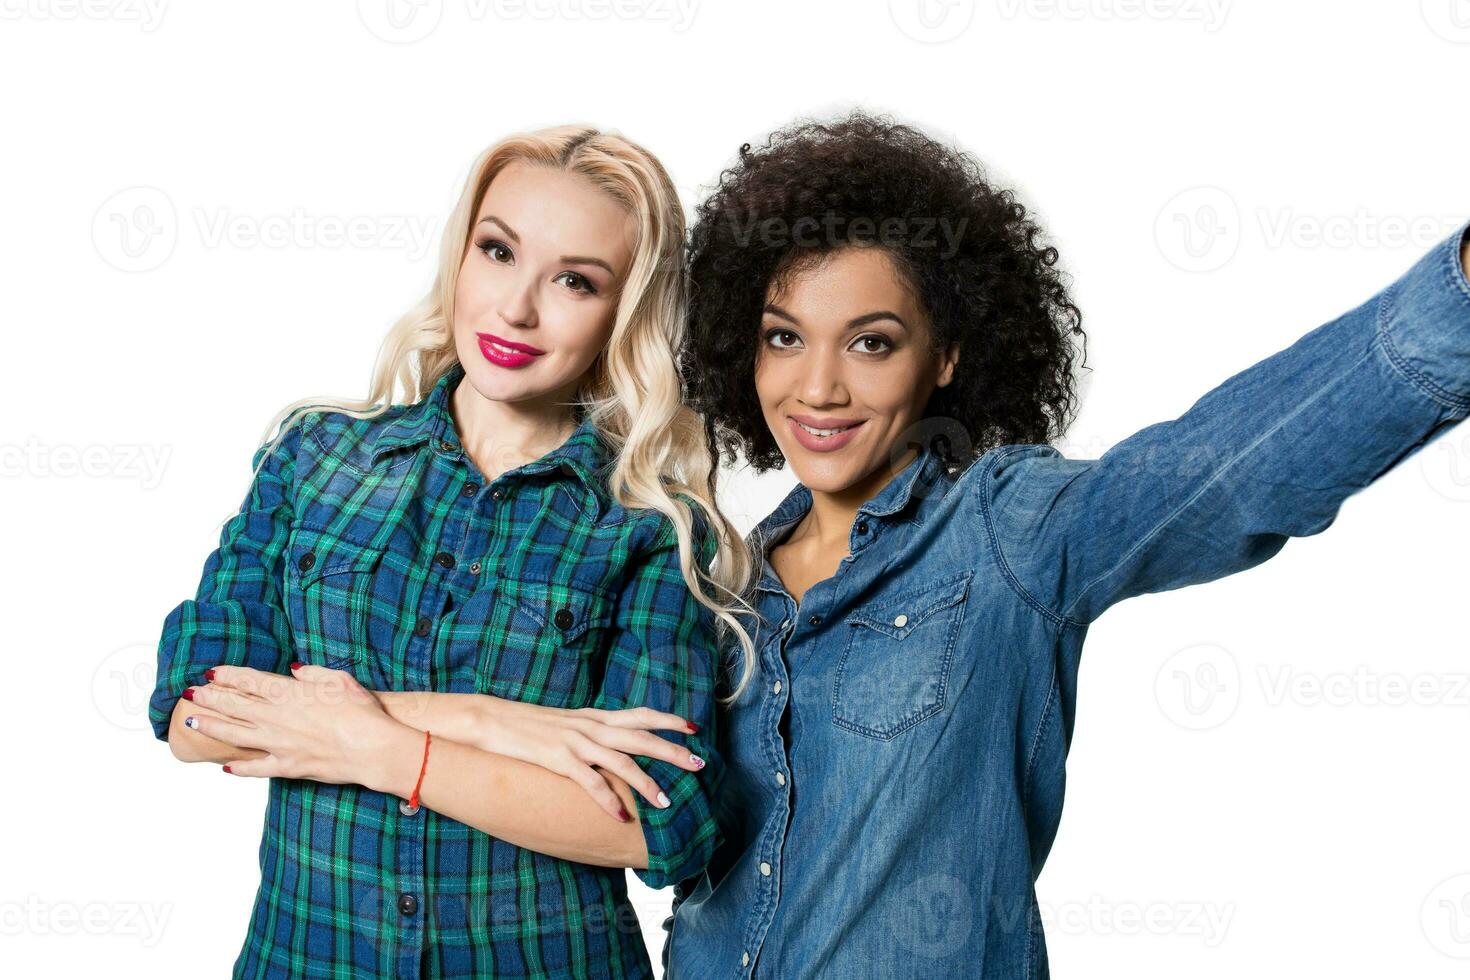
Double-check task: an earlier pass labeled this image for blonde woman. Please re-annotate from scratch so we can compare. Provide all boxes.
[149,125,757,979]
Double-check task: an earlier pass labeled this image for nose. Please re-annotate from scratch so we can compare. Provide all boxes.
[496,271,538,330]
[799,347,849,407]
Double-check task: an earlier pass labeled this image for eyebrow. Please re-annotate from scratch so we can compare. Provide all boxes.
[763,304,909,332]
[477,216,615,276]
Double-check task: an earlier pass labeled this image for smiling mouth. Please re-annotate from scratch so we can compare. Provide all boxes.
[793,419,864,437]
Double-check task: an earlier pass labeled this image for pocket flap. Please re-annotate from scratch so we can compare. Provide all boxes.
[509,580,613,643]
[287,524,386,589]
[846,572,971,640]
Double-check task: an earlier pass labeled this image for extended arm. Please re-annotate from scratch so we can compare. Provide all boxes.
[983,219,1470,626]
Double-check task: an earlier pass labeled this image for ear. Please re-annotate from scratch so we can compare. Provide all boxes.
[936,341,961,387]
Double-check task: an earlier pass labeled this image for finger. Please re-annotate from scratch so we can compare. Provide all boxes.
[289,662,363,691]
[575,738,669,810]
[564,762,633,822]
[187,685,265,721]
[207,665,292,702]
[578,725,705,772]
[189,713,272,750]
[222,754,283,778]
[584,705,696,733]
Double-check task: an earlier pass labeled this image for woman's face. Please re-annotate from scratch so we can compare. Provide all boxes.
[453,160,635,410]
[754,245,960,495]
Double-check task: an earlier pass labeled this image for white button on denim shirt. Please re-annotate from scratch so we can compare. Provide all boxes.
[663,221,1470,980]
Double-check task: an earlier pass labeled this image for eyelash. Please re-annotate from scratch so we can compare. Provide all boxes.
[762,328,893,355]
[474,239,599,295]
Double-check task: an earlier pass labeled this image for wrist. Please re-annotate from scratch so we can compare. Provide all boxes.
[359,719,427,798]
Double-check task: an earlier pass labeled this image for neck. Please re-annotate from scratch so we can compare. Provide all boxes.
[796,447,920,549]
[450,378,579,482]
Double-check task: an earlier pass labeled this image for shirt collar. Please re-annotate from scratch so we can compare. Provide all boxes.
[369,360,611,498]
[750,443,944,593]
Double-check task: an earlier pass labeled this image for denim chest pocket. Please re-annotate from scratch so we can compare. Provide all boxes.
[832,570,972,740]
[284,523,387,681]
[473,579,613,708]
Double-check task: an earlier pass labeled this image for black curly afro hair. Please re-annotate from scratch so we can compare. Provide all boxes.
[683,110,1088,476]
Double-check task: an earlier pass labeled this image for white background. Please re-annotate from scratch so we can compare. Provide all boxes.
[3,0,1469,976]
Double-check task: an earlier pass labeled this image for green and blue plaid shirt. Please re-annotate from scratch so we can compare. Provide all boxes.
[150,361,723,979]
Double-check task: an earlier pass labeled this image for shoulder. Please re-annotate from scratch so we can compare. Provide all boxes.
[295,402,421,474]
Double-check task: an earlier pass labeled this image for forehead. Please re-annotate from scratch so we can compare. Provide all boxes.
[476,161,636,268]
[766,246,922,321]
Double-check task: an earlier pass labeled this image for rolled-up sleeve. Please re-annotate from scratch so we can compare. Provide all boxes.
[148,417,306,742]
[593,498,724,890]
[982,218,1470,627]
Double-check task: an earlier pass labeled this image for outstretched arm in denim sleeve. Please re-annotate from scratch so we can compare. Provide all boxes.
[981,220,1470,627]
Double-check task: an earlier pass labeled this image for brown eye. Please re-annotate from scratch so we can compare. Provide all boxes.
[764,328,800,350]
[852,334,893,355]
[478,240,512,263]
[556,271,597,295]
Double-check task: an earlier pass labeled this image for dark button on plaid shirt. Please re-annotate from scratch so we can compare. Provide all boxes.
[151,361,722,979]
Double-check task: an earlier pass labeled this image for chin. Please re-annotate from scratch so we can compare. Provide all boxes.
[783,449,869,495]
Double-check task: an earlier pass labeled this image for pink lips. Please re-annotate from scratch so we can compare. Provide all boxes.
[787,414,866,453]
[476,332,544,369]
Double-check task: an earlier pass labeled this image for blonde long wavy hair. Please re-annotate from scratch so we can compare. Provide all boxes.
[251,124,760,703]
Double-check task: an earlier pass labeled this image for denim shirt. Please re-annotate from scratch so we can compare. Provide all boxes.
[664,220,1470,979]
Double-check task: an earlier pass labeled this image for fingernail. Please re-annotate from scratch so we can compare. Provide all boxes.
[686,721,699,734]
[204,668,216,681]
[618,806,630,822]
[223,765,233,774]
[690,754,705,769]
[184,716,198,730]
[657,791,671,808]
[290,661,303,671]
[182,687,196,701]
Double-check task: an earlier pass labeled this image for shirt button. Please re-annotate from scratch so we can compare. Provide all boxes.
[772,680,782,695]
[297,552,315,572]
[553,608,574,630]
[808,614,821,626]
[742,951,750,967]
[893,614,908,628]
[759,861,771,876]
[397,893,418,916]
[856,521,868,534]
[469,561,482,575]
[440,440,454,452]
[399,798,420,816]
[491,487,505,500]
[775,771,785,786]
[462,482,479,497]
[434,551,456,570]
[413,616,431,637]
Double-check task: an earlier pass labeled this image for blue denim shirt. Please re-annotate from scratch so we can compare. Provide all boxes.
[664,220,1470,979]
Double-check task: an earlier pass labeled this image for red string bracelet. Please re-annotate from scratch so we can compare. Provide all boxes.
[408,730,432,809]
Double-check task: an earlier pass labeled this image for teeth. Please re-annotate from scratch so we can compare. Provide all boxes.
[796,421,853,437]
[487,340,528,356]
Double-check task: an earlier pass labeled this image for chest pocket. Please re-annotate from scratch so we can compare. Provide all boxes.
[284,523,387,684]
[473,578,613,708]
[832,570,972,740]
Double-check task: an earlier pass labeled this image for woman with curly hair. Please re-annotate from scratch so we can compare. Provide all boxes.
[663,112,1470,978]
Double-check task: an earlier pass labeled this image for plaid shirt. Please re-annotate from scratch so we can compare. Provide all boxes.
[150,361,723,979]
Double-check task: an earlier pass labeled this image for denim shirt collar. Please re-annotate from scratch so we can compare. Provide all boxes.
[751,444,947,595]
[368,360,611,498]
